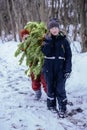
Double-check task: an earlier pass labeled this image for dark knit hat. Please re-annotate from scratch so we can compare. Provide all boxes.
[47,18,59,30]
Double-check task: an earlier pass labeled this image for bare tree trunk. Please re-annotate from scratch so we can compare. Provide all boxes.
[6,0,16,41]
[73,0,78,41]
[51,0,55,17]
[37,0,48,23]
[80,0,87,51]
[35,0,41,22]
[11,0,19,41]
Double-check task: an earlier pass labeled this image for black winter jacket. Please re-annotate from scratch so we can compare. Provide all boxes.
[41,33,72,75]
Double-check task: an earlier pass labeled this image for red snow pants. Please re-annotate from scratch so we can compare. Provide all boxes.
[31,73,47,93]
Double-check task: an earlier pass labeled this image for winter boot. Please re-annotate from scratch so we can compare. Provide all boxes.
[47,98,57,113]
[48,107,58,114]
[34,89,42,100]
[58,105,67,118]
[58,98,67,118]
[58,109,67,118]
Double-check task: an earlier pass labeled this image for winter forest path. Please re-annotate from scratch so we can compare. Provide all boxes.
[0,41,87,130]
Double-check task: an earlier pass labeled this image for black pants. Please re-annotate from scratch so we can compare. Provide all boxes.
[44,69,67,111]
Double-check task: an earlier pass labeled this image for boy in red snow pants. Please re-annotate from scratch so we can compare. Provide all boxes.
[20,29,47,100]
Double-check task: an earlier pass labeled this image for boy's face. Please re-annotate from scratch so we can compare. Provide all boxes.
[50,27,59,36]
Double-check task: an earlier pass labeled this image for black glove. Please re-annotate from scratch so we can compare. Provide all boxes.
[64,73,70,79]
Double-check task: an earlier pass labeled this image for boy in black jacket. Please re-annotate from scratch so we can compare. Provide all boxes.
[41,18,72,118]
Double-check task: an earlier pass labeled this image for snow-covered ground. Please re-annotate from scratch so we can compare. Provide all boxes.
[0,40,87,130]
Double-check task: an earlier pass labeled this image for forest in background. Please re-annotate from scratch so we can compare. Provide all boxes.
[0,0,87,51]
